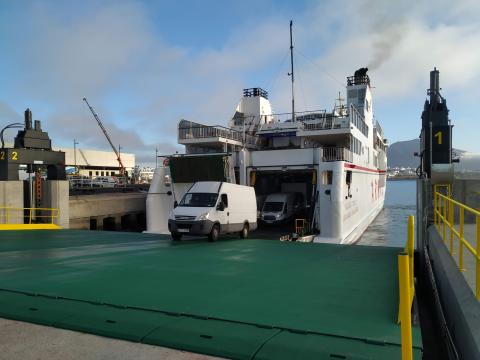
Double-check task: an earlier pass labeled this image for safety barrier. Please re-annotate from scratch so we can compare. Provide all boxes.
[294,218,309,237]
[398,215,415,360]
[434,184,480,300]
[0,207,60,229]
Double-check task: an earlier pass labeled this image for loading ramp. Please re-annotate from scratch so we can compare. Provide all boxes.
[0,230,422,359]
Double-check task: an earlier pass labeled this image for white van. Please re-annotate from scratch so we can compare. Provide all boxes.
[168,181,257,241]
[94,176,118,188]
[261,192,304,224]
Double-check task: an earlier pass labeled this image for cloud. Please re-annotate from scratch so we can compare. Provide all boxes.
[2,0,480,159]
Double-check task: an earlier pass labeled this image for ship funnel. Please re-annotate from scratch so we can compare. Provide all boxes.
[24,108,33,130]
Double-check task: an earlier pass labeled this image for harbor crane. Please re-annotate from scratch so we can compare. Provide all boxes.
[82,98,127,178]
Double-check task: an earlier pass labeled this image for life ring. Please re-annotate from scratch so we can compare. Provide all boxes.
[163,158,170,167]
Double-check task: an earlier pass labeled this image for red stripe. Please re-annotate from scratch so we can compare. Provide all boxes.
[344,163,386,174]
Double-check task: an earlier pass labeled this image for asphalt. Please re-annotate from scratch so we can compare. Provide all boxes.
[0,318,220,360]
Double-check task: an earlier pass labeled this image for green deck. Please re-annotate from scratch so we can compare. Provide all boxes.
[0,230,422,359]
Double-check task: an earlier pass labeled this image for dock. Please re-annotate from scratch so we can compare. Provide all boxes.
[0,230,422,359]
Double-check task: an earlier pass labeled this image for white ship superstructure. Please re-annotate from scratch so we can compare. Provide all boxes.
[147,70,387,244]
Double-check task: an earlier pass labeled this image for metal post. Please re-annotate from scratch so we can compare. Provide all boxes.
[459,208,465,271]
[288,20,295,123]
[118,145,122,176]
[433,189,437,225]
[476,216,480,300]
[73,139,79,174]
[398,252,413,360]
[449,200,454,254]
[155,148,158,168]
[407,215,415,296]
[442,197,446,241]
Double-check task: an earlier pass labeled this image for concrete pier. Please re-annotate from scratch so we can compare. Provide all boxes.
[69,192,147,231]
[0,181,23,224]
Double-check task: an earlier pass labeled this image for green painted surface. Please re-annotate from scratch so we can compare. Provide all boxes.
[0,230,422,359]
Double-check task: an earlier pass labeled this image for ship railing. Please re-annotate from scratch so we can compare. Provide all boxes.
[322,147,353,163]
[0,207,59,225]
[375,120,384,138]
[349,104,369,137]
[347,74,370,86]
[398,215,415,360]
[433,184,480,300]
[179,124,262,147]
[266,110,328,124]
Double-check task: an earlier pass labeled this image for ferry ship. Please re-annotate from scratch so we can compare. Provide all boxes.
[147,68,388,244]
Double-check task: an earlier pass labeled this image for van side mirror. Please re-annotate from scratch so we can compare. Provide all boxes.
[216,202,225,211]
[174,201,178,208]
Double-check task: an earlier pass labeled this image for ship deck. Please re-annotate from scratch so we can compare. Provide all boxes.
[0,230,422,359]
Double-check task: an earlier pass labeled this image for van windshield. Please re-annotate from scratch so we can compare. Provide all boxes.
[263,202,284,212]
[179,192,218,207]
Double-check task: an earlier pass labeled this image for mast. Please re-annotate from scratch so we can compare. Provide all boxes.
[288,20,295,122]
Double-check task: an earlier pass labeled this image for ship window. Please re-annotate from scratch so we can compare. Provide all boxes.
[111,171,115,176]
[346,171,352,185]
[96,171,99,176]
[322,171,333,185]
[89,171,92,176]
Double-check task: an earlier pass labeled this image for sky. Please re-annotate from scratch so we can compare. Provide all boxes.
[1,0,480,165]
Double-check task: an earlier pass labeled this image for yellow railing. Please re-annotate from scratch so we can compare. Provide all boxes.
[398,215,415,360]
[0,207,59,225]
[433,184,480,300]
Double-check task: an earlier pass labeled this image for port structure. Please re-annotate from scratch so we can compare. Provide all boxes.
[83,98,127,178]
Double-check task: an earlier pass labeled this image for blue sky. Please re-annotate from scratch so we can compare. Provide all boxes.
[1,0,480,164]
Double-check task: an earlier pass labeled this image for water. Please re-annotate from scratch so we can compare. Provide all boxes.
[358,180,416,247]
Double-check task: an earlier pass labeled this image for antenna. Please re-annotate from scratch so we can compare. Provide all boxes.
[288,20,295,122]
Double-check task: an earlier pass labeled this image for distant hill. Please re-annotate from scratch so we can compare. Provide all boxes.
[387,138,464,168]
[387,139,420,168]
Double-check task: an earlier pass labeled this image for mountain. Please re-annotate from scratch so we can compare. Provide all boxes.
[387,139,420,168]
[387,138,465,168]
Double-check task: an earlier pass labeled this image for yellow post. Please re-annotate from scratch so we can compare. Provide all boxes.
[442,197,447,241]
[476,216,480,300]
[398,252,413,360]
[434,190,437,225]
[449,200,454,254]
[459,208,465,272]
[408,215,415,296]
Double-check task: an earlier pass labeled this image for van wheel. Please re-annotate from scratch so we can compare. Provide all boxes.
[209,224,220,242]
[240,223,249,239]
[171,233,182,241]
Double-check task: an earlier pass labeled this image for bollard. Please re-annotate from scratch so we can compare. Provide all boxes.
[398,252,413,360]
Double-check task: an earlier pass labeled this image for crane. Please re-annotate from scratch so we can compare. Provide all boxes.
[82,97,127,178]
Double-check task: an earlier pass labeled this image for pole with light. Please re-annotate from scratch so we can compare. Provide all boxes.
[73,139,79,174]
